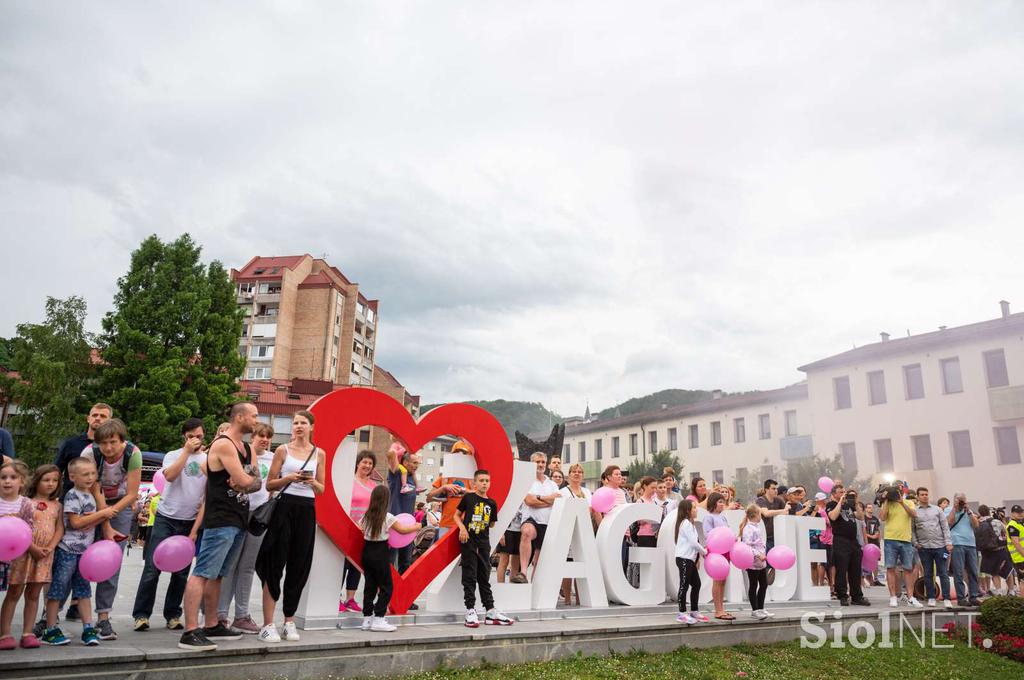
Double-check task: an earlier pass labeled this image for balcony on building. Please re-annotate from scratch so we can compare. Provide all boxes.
[780,434,814,461]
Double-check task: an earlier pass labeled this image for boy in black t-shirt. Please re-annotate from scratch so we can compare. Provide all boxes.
[455,470,513,627]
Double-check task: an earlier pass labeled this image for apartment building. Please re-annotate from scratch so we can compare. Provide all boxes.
[799,301,1024,510]
[558,384,811,491]
[231,255,379,386]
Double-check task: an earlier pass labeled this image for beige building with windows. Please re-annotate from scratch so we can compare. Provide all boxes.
[557,301,1023,508]
[231,255,379,386]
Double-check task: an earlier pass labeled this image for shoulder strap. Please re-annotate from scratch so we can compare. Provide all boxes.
[122,442,136,471]
[275,446,318,497]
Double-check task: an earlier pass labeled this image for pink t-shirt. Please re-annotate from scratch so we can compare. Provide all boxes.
[351,478,376,525]
[637,496,658,536]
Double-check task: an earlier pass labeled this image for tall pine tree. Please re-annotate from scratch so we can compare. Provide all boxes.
[97,234,246,450]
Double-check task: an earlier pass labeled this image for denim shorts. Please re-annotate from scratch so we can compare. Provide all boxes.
[46,548,92,602]
[884,539,916,570]
[192,526,245,580]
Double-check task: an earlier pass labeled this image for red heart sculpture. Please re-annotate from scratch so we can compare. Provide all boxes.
[310,387,513,614]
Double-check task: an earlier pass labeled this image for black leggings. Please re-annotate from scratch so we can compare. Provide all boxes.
[747,568,768,610]
[675,557,701,612]
[361,540,393,618]
[255,494,316,617]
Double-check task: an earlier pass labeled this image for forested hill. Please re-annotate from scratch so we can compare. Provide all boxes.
[593,389,716,420]
[420,400,561,442]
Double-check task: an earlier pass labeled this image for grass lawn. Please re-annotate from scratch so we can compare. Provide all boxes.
[403,637,1019,680]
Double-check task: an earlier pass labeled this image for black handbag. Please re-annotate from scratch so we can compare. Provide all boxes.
[248,447,317,536]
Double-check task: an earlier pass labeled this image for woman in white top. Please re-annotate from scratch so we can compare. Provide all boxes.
[558,463,592,605]
[255,410,325,643]
[674,499,709,625]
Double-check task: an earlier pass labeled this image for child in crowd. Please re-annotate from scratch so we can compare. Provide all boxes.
[454,469,513,627]
[0,461,35,644]
[702,491,733,620]
[41,457,115,646]
[674,499,708,625]
[0,464,63,649]
[739,503,772,619]
[359,485,418,632]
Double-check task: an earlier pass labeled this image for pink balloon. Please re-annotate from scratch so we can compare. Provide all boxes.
[817,477,834,494]
[861,550,879,572]
[388,513,417,548]
[706,526,735,554]
[730,542,754,570]
[153,535,196,572]
[863,543,881,561]
[704,552,730,580]
[79,540,123,582]
[766,545,796,571]
[590,487,615,514]
[153,470,166,494]
[0,516,32,562]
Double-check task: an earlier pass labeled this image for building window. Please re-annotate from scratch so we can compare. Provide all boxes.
[758,414,771,440]
[903,364,925,400]
[688,424,699,449]
[649,430,658,453]
[984,349,1009,388]
[426,458,435,466]
[941,357,963,394]
[563,444,570,461]
[250,344,274,359]
[358,429,370,443]
[690,471,701,483]
[246,366,270,380]
[712,469,724,485]
[784,410,797,437]
[950,430,973,468]
[833,376,852,410]
[710,421,721,446]
[629,433,638,456]
[760,464,774,481]
[867,370,887,405]
[612,436,620,458]
[874,439,894,473]
[911,434,933,470]
[594,439,603,460]
[578,441,586,463]
[994,426,1022,465]
[668,428,678,451]
[734,418,745,443]
[735,467,749,485]
[839,442,857,476]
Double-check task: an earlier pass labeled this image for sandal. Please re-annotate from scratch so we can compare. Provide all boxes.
[714,613,736,621]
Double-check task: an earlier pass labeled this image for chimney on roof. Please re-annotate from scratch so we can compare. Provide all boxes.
[1000,300,1010,318]
[712,389,722,400]
[880,332,890,343]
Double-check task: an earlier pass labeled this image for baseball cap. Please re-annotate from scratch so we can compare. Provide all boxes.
[814,492,828,501]
[1012,504,1023,514]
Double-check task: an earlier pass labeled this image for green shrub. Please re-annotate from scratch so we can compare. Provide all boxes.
[979,595,1024,637]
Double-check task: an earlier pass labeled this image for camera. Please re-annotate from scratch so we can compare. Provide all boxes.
[874,483,901,506]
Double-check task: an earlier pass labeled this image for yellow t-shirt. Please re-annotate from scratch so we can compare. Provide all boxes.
[883,499,915,542]
[147,494,160,527]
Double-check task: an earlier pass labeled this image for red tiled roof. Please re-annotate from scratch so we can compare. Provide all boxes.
[239,378,347,416]
[374,366,402,389]
[234,255,309,279]
[298,272,333,288]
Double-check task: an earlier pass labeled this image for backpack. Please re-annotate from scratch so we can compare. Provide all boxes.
[975,518,1000,551]
[90,441,137,474]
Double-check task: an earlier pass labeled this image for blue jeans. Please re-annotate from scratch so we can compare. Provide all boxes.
[192,526,245,580]
[950,545,980,601]
[132,514,194,620]
[884,539,915,570]
[917,547,951,600]
[390,543,414,574]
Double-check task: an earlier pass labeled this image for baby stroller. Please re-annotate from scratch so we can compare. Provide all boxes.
[412,525,437,561]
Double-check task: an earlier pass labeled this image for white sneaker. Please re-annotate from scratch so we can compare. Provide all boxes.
[889,596,899,607]
[361,616,372,631]
[762,609,775,618]
[676,612,696,624]
[484,609,513,626]
[370,616,396,632]
[944,600,954,609]
[927,598,937,607]
[908,598,924,608]
[753,610,769,619]
[282,621,300,641]
[464,609,480,628]
[258,624,281,643]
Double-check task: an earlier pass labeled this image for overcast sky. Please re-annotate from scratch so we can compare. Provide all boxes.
[2,2,1022,415]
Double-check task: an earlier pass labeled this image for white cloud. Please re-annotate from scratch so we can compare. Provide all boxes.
[2,2,1022,415]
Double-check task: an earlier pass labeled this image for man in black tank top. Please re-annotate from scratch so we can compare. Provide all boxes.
[179,403,262,651]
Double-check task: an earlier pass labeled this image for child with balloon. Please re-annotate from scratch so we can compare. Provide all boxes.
[358,485,419,632]
[702,491,734,620]
[738,503,772,619]
[0,460,34,608]
[0,464,63,649]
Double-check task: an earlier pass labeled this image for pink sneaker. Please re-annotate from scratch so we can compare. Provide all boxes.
[20,634,41,649]
[0,636,16,651]
[338,600,348,613]
[692,612,710,623]
[345,599,362,613]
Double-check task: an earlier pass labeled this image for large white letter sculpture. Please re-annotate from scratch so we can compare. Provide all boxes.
[531,498,608,609]
[596,503,665,605]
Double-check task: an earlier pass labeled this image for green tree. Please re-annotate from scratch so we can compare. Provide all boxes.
[97,234,246,451]
[626,449,683,483]
[4,297,96,468]
[784,453,868,498]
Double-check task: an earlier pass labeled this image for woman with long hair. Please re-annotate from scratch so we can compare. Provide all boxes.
[358,485,418,632]
[256,411,325,643]
[688,477,708,509]
[558,463,592,605]
[341,450,378,612]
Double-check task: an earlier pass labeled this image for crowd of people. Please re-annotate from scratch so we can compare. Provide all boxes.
[0,405,1022,653]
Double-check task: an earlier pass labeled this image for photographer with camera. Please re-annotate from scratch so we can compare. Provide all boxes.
[879,483,922,608]
[826,484,870,606]
[911,487,952,608]
[947,493,982,606]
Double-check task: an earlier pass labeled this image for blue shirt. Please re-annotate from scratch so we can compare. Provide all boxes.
[0,427,14,459]
[949,510,977,547]
[387,468,416,516]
